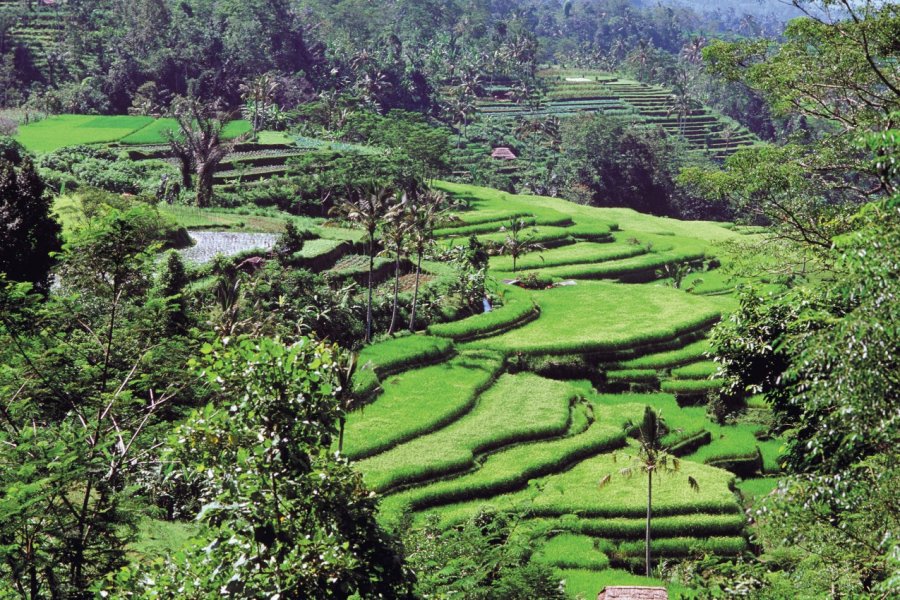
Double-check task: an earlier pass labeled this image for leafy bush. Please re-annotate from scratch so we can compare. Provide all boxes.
[38,145,177,195]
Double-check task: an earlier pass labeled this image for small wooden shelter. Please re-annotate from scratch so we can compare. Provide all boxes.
[491,147,517,160]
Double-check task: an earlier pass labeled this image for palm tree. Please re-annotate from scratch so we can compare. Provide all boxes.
[331,183,394,342]
[165,96,247,208]
[407,189,446,332]
[382,194,410,335]
[599,406,700,577]
[499,218,543,274]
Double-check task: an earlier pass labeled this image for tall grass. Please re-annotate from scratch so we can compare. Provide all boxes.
[467,281,721,356]
[356,373,577,492]
[342,350,503,461]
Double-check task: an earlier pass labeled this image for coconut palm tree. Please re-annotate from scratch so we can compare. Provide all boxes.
[499,218,543,274]
[599,406,700,577]
[382,193,410,335]
[407,189,446,332]
[330,183,394,342]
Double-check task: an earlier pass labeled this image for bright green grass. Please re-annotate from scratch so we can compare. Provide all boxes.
[296,238,343,258]
[380,403,640,518]
[156,204,314,232]
[16,114,154,152]
[557,568,695,600]
[433,181,737,245]
[660,378,724,394]
[490,241,646,272]
[616,536,746,557]
[435,213,574,237]
[255,130,294,144]
[427,284,536,340]
[592,393,707,441]
[545,513,746,539]
[687,423,764,464]
[606,369,658,383]
[422,453,739,528]
[535,534,611,570]
[443,208,530,227]
[474,224,578,247]
[466,281,722,356]
[503,248,707,282]
[356,334,453,377]
[119,118,251,144]
[670,361,719,379]
[619,339,711,369]
[356,373,577,492]
[737,477,780,502]
[342,351,503,461]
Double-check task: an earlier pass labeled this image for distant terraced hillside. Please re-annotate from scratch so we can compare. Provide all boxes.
[476,69,758,162]
[0,0,68,76]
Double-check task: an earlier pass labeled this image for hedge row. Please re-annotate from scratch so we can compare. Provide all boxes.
[427,285,538,341]
[619,339,711,370]
[660,378,724,395]
[670,360,719,379]
[606,369,658,384]
[342,350,503,461]
[519,249,707,282]
[491,241,642,272]
[357,373,577,492]
[394,409,628,511]
[534,534,611,570]
[615,536,747,558]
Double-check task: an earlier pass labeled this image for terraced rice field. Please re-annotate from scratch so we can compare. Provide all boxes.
[343,181,780,597]
[14,114,252,153]
[471,70,758,163]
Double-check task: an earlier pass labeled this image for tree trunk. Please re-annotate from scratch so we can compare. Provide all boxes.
[365,233,374,342]
[409,251,423,332]
[388,253,401,335]
[646,469,653,578]
[196,164,214,208]
[338,415,346,454]
[179,155,193,189]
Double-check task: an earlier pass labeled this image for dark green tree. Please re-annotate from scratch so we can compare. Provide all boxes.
[0,157,62,293]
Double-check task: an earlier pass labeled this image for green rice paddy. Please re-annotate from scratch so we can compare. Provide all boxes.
[335,181,782,597]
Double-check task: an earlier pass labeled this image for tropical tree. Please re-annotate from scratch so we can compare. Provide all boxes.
[498,217,543,274]
[239,72,281,131]
[382,193,410,335]
[407,189,446,331]
[331,182,394,342]
[0,156,62,293]
[599,406,700,577]
[164,96,246,208]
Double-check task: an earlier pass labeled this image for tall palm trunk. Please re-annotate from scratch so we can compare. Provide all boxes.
[365,232,374,342]
[338,415,346,454]
[388,253,401,334]
[409,250,423,332]
[646,468,653,577]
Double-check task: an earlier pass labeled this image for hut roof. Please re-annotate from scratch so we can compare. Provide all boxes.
[491,147,517,160]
